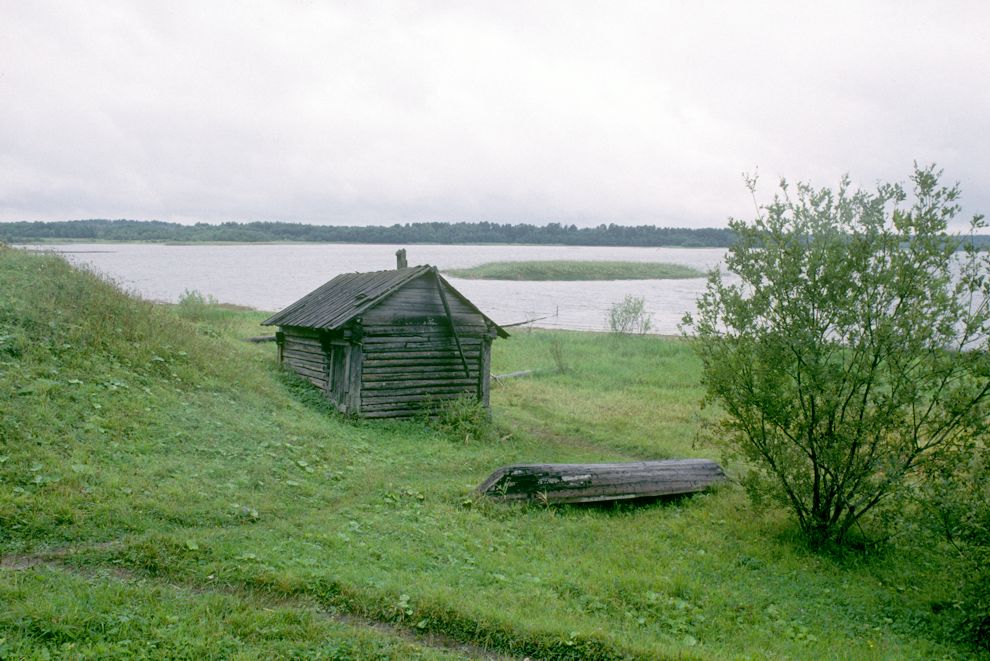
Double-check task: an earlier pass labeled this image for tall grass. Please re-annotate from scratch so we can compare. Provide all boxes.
[0,245,981,659]
[444,260,704,280]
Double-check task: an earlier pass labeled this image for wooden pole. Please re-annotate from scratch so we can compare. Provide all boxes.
[433,267,471,377]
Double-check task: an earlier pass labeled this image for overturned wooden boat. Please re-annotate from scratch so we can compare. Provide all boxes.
[476,459,726,504]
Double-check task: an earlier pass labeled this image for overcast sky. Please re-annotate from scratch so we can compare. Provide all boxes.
[2,1,988,228]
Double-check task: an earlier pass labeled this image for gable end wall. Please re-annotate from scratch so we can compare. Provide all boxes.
[358,276,491,418]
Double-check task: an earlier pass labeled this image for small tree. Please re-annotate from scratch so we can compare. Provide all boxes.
[683,165,990,546]
[608,295,653,334]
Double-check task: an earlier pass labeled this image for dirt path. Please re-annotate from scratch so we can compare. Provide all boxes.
[1,543,517,661]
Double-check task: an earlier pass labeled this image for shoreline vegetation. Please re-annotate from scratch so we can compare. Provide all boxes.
[444,260,705,280]
[0,245,981,658]
[7,220,989,252]
[0,218,736,247]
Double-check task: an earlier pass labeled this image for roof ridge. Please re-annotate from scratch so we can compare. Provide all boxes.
[260,264,433,329]
[260,264,505,337]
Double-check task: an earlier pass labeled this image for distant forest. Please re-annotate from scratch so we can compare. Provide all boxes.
[0,219,736,247]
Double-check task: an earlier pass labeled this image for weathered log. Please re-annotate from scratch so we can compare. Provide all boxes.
[363,369,479,383]
[244,334,277,343]
[492,369,536,381]
[490,367,560,382]
[363,377,477,391]
[362,346,481,357]
[476,459,726,504]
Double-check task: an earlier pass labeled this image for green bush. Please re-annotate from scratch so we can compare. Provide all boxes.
[608,295,653,334]
[684,164,990,547]
[175,289,227,324]
[427,396,501,443]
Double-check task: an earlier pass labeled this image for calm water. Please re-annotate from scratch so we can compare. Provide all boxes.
[25,243,728,334]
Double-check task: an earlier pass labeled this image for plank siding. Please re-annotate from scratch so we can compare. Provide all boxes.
[282,346,324,360]
[363,357,475,369]
[280,329,329,393]
[359,312,482,414]
[363,370,480,383]
[273,270,501,419]
[283,339,323,353]
[282,355,324,372]
[360,391,468,404]
[361,277,482,325]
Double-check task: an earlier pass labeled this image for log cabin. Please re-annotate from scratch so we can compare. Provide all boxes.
[262,251,508,418]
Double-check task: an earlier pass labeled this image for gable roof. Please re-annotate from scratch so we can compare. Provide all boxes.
[262,265,507,337]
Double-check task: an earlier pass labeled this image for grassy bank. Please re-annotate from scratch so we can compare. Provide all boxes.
[0,246,978,658]
[444,260,704,280]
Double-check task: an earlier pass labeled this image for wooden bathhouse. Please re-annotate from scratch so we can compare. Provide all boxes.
[262,252,507,418]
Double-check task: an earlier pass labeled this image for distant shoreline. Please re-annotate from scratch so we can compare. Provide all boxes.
[13,238,729,250]
[0,219,737,248]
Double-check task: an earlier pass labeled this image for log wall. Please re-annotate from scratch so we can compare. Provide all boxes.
[276,274,499,418]
[280,327,328,391]
[358,276,491,418]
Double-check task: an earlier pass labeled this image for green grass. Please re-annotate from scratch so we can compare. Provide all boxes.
[0,568,460,659]
[444,260,704,280]
[0,245,979,659]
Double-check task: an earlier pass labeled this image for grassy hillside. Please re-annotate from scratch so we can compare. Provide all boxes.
[444,260,704,281]
[0,246,977,658]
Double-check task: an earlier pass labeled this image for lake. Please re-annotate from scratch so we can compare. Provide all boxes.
[24,243,729,334]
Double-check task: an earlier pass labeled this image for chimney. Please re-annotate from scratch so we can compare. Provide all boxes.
[395,248,408,269]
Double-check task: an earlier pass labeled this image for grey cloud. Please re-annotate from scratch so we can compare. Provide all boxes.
[1,1,987,228]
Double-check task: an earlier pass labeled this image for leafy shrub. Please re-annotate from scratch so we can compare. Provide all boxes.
[607,295,653,334]
[428,396,501,443]
[175,289,227,324]
[684,165,990,547]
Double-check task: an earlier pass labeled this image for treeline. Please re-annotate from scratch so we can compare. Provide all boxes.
[0,219,736,247]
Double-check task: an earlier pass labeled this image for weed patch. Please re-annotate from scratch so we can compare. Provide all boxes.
[427,397,506,444]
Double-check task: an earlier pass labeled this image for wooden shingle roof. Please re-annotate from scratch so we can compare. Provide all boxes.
[262,265,507,336]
